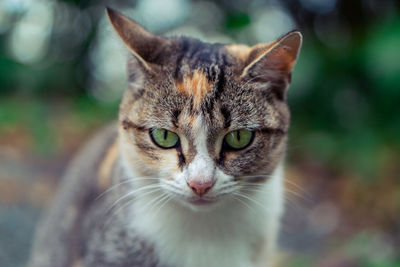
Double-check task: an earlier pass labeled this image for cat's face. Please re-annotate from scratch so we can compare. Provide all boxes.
[107,9,301,210]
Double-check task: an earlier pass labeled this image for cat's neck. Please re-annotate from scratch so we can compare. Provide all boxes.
[118,147,284,267]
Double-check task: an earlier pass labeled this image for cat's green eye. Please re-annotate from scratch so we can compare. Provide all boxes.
[150,129,179,148]
[224,129,253,150]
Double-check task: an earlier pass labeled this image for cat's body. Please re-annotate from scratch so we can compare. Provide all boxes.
[29,8,301,267]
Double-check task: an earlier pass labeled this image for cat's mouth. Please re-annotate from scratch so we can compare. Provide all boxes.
[187,198,215,206]
[161,181,229,209]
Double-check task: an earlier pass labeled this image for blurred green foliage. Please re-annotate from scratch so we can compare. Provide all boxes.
[225,11,251,29]
[289,14,400,177]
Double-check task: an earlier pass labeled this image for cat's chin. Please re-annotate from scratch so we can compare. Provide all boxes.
[173,195,228,212]
[188,198,215,206]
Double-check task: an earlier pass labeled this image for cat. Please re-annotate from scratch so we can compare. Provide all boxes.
[29,7,302,267]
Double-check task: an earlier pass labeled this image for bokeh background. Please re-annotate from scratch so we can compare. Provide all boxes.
[0,0,399,266]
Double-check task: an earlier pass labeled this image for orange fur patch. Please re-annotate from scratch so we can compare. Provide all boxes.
[98,139,118,191]
[225,44,252,61]
[176,70,212,109]
[185,114,197,126]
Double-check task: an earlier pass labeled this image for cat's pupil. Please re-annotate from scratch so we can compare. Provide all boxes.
[163,129,168,140]
[237,131,241,141]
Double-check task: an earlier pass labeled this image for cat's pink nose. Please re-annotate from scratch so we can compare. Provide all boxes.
[188,180,214,197]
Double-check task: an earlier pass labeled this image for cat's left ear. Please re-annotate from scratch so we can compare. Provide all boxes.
[106,7,166,71]
[241,31,302,81]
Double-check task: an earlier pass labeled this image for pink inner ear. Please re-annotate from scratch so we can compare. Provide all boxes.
[265,45,297,72]
[242,32,302,78]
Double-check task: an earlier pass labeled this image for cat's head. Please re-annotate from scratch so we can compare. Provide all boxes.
[107,8,302,210]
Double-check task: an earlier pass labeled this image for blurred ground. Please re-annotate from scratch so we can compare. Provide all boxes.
[0,97,112,266]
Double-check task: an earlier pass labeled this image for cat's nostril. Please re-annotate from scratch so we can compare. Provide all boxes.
[188,180,214,197]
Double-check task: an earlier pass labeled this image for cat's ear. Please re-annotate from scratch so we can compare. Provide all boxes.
[241,31,302,80]
[106,7,166,70]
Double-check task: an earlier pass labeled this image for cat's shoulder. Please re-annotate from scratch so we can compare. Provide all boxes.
[69,122,117,171]
[28,123,119,267]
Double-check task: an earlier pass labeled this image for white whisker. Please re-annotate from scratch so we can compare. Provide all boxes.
[106,185,162,214]
[239,174,273,179]
[102,188,164,230]
[152,194,172,217]
[139,192,169,213]
[232,192,265,211]
[283,178,310,198]
[96,176,161,200]
[232,195,256,213]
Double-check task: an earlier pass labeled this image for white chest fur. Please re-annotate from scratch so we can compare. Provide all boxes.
[128,166,284,267]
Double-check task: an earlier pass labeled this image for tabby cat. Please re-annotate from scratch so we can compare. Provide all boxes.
[29,8,302,267]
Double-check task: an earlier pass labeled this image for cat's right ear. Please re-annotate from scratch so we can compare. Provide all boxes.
[106,7,165,71]
[236,31,302,83]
